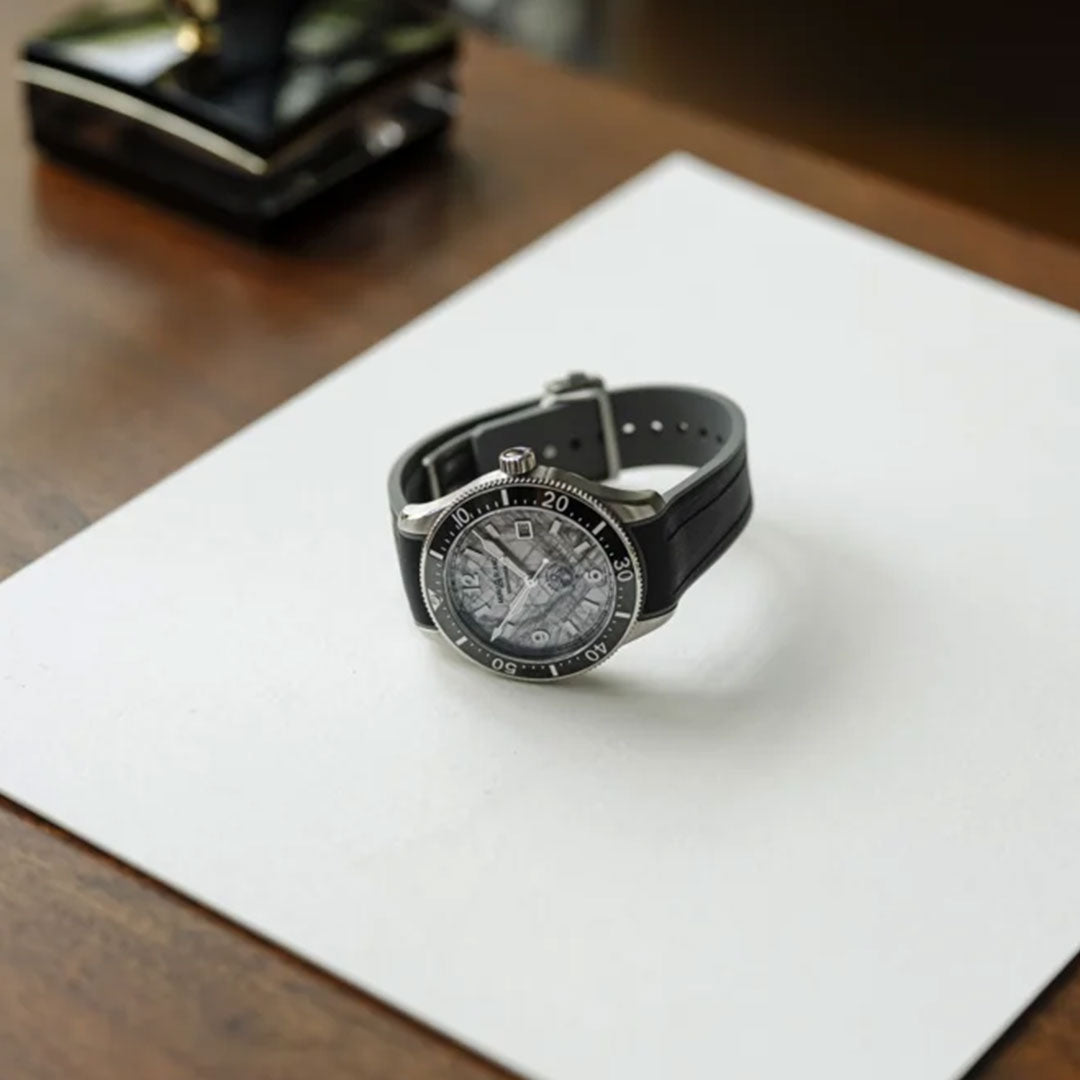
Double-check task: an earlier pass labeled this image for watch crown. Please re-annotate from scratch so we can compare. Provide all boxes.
[498,446,537,477]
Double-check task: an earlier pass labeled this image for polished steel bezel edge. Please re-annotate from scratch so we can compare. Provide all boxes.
[419,472,644,682]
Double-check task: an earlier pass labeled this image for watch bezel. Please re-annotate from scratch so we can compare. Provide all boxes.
[420,473,644,681]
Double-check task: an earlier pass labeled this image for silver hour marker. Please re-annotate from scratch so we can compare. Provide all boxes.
[485,524,500,538]
[515,520,534,540]
[591,521,607,536]
[573,540,590,556]
[563,619,579,637]
[581,597,600,610]
[549,520,561,536]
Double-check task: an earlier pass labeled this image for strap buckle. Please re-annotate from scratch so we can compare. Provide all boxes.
[540,372,621,479]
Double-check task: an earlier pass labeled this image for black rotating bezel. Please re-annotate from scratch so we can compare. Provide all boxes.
[421,476,643,681]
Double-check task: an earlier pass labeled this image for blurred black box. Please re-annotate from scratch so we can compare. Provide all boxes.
[20,0,460,232]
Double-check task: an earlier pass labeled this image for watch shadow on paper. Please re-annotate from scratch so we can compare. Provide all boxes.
[549,518,903,745]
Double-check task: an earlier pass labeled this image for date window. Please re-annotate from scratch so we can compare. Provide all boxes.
[515,520,534,540]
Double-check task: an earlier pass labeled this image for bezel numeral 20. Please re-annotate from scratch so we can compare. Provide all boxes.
[540,491,569,512]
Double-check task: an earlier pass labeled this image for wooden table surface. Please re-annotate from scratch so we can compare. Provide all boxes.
[2,3,1079,1078]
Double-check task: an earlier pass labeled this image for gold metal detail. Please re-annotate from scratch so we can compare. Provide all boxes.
[167,0,221,55]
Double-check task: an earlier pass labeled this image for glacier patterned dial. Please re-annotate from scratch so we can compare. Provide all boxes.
[446,507,615,662]
[422,480,642,680]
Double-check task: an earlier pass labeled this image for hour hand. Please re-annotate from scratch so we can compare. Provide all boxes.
[479,536,531,581]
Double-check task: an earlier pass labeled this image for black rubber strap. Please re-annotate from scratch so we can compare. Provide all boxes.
[389,384,752,626]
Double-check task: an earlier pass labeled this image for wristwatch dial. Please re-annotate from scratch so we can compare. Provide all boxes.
[422,479,642,680]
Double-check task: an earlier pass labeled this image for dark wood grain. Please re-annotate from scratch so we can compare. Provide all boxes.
[602,0,1080,248]
[1,3,1079,1077]
[0,799,513,1080]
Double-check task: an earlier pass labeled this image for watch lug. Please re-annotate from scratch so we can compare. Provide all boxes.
[397,468,509,537]
[597,483,665,525]
[397,489,459,537]
[624,607,675,643]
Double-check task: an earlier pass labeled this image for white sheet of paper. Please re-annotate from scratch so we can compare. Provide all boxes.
[2,154,1079,1080]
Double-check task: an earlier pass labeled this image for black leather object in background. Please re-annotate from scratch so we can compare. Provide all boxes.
[23,0,458,153]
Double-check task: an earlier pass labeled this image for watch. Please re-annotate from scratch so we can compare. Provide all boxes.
[388,374,753,681]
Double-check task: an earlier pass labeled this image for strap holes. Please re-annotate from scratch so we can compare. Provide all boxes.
[717,434,725,443]
[676,421,690,433]
[542,444,558,460]
[650,420,664,433]
[698,427,709,438]
[621,421,636,435]
[569,437,582,451]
